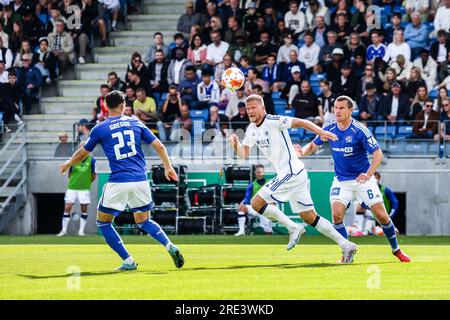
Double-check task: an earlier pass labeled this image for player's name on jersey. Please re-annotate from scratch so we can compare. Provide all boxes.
[109,121,131,130]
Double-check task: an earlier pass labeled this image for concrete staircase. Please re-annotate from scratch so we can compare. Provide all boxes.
[25,0,185,156]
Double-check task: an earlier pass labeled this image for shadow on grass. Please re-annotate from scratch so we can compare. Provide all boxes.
[17,270,167,279]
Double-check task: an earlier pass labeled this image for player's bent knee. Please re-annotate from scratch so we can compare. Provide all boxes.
[370,203,389,223]
[250,196,266,214]
[299,209,317,225]
[133,211,150,224]
[97,211,114,223]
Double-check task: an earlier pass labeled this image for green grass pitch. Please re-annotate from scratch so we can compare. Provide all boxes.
[1,235,449,299]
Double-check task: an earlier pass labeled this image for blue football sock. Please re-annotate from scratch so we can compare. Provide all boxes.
[96,221,130,260]
[137,219,171,248]
[333,222,348,239]
[381,220,399,252]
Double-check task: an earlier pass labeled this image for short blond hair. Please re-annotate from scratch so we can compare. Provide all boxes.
[245,94,265,106]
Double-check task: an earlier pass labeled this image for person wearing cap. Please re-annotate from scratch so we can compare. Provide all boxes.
[77,118,91,142]
[242,1,261,33]
[284,0,306,39]
[412,98,440,139]
[381,82,411,125]
[359,82,385,123]
[32,37,57,84]
[323,47,346,84]
[15,53,43,114]
[404,12,429,59]
[177,1,204,37]
[413,49,437,91]
[281,64,303,108]
[230,101,250,132]
[305,0,330,29]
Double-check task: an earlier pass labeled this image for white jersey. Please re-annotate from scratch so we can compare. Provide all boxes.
[242,114,304,176]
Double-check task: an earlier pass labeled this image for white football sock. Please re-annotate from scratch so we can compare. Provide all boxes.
[315,216,349,248]
[124,256,134,264]
[237,213,246,233]
[262,204,297,231]
[62,213,70,232]
[79,215,87,233]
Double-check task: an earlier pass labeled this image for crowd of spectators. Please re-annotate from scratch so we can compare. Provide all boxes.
[88,0,450,143]
[0,0,128,131]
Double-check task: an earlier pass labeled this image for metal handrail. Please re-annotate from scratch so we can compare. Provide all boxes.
[0,123,26,159]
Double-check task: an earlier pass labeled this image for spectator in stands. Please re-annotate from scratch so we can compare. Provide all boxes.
[253,31,277,68]
[281,65,303,108]
[384,29,411,64]
[32,37,56,85]
[54,131,73,158]
[98,0,120,32]
[409,85,429,120]
[366,29,386,64]
[1,5,21,36]
[237,55,253,77]
[332,63,357,97]
[224,15,243,44]
[351,52,366,79]
[404,12,428,59]
[390,54,413,83]
[380,67,397,95]
[126,52,148,83]
[145,32,170,64]
[244,67,269,94]
[248,15,269,45]
[262,2,281,32]
[202,15,223,43]
[357,62,381,97]
[134,87,160,131]
[48,19,74,76]
[261,54,283,92]
[1,71,23,113]
[158,85,182,141]
[147,49,169,97]
[12,0,32,16]
[92,84,110,122]
[433,86,449,112]
[242,2,260,35]
[317,79,336,126]
[0,62,21,132]
[13,40,33,69]
[412,99,439,139]
[318,31,344,66]
[227,31,253,64]
[177,1,204,37]
[77,118,91,141]
[351,0,368,43]
[405,0,429,22]
[311,15,330,48]
[306,0,330,28]
[284,0,306,39]
[205,30,229,69]
[439,51,450,83]
[82,0,108,48]
[298,30,320,75]
[345,32,365,64]
[15,53,42,114]
[292,80,322,125]
[220,0,245,27]
[187,33,207,73]
[67,8,89,65]
[204,104,229,141]
[436,97,450,140]
[384,13,403,45]
[332,13,352,45]
[9,21,24,54]
[125,86,136,107]
[403,67,427,100]
[230,101,249,132]
[107,71,126,92]
[433,0,450,36]
[46,5,66,34]
[330,0,350,25]
[168,47,193,86]
[215,53,235,88]
[431,30,450,66]
[273,19,288,48]
[225,86,246,119]
[127,69,154,99]
[0,37,13,69]
[381,82,411,125]
[359,82,384,123]
[252,84,274,115]
[0,21,9,49]
[325,48,346,85]
[178,65,199,108]
[170,33,188,61]
[196,69,220,109]
[276,32,298,64]
[21,9,45,49]
[0,59,7,83]
[170,101,192,141]
[414,49,437,92]
[281,49,306,83]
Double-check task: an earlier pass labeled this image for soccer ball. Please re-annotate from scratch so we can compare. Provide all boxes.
[221,67,245,91]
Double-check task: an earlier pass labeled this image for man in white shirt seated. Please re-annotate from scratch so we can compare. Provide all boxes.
[205,30,229,73]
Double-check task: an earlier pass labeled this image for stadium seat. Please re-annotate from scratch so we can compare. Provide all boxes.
[274,105,285,115]
[387,140,406,155]
[428,142,441,157]
[283,109,294,117]
[429,90,438,99]
[405,141,428,155]
[289,127,304,141]
[446,143,450,158]
[312,85,321,95]
[271,91,281,100]
[274,100,286,107]
[396,126,413,140]
[375,125,396,139]
[309,73,326,84]
[190,109,209,121]
[393,5,406,14]
[160,92,168,102]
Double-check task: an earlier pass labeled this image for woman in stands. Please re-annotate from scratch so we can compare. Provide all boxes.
[380,68,397,95]
[433,86,449,113]
[13,40,32,68]
[410,85,430,121]
[403,67,427,99]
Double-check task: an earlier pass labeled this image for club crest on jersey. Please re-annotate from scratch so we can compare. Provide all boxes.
[264,130,269,136]
[345,136,352,143]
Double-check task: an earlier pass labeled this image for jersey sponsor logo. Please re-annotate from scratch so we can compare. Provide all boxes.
[367,136,378,148]
[256,139,270,147]
[331,187,340,196]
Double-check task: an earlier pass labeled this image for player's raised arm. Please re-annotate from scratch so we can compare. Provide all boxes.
[59,145,90,174]
[228,133,251,159]
[290,118,338,142]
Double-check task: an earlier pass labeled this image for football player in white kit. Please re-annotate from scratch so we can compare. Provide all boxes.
[228,94,357,263]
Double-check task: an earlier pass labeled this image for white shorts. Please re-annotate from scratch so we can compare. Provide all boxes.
[257,169,315,213]
[330,176,383,208]
[65,189,91,204]
[98,181,153,216]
